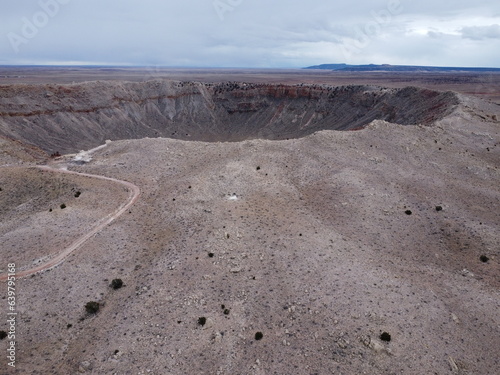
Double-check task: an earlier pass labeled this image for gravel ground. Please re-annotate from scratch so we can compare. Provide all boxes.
[0,93,499,375]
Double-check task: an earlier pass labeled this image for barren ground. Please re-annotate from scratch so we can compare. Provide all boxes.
[0,71,499,375]
[1,67,500,104]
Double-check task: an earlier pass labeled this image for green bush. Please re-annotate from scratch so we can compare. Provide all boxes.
[380,332,391,342]
[110,279,124,290]
[85,301,100,314]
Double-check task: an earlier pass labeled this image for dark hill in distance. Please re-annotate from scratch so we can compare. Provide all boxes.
[305,63,500,72]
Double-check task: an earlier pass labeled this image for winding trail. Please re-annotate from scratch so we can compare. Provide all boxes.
[0,165,140,281]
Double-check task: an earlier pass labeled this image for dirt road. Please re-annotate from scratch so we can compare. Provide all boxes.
[0,165,140,281]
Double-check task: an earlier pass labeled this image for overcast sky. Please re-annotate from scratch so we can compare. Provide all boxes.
[1,0,500,68]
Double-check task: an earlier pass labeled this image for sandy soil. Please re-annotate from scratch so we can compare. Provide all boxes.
[0,89,498,374]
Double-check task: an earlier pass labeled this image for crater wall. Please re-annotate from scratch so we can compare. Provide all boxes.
[0,80,460,154]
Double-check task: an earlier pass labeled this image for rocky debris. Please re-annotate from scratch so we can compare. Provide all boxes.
[78,361,92,373]
[448,356,459,373]
[360,335,392,355]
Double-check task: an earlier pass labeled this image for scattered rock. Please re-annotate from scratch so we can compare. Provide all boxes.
[203,318,214,330]
[212,332,223,343]
[361,336,391,355]
[461,269,475,278]
[78,361,92,373]
[448,356,459,373]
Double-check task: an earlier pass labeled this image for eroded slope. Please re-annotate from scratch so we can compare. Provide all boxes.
[0,81,459,154]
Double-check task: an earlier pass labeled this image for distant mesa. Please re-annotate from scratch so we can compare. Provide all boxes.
[305,63,500,72]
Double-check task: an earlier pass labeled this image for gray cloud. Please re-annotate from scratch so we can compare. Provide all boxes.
[460,24,500,40]
[1,0,499,67]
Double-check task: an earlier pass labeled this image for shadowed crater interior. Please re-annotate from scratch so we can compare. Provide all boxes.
[0,80,459,154]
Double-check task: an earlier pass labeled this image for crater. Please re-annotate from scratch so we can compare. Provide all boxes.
[0,81,459,154]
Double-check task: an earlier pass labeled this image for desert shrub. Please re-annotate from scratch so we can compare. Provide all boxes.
[110,279,124,290]
[480,255,489,263]
[255,332,264,340]
[405,210,412,215]
[435,206,443,212]
[0,331,7,340]
[85,301,100,314]
[198,317,207,326]
[380,332,391,342]
[60,203,66,209]
[74,191,81,198]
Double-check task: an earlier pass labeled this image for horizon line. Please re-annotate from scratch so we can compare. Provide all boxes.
[1,63,500,70]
